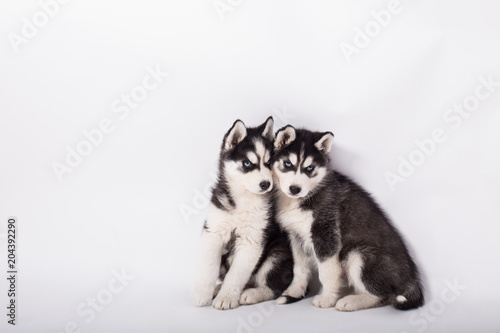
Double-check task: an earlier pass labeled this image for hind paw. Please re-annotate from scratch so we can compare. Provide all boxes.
[313,294,338,308]
[240,288,260,305]
[275,295,303,305]
[241,287,274,305]
[275,296,288,305]
[335,296,357,311]
[276,284,307,305]
[335,294,380,311]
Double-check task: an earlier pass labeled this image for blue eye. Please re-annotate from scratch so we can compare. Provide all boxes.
[284,161,292,168]
[265,160,271,166]
[306,166,315,172]
[243,160,252,168]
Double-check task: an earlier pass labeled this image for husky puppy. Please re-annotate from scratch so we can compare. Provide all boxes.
[191,117,293,310]
[272,125,424,311]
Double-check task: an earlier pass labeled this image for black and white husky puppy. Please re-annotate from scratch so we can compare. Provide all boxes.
[272,125,424,311]
[191,117,293,310]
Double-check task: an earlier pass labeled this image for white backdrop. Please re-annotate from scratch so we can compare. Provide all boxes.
[1,0,499,332]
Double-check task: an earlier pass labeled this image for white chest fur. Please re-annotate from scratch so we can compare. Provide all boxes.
[275,192,315,254]
[206,193,270,246]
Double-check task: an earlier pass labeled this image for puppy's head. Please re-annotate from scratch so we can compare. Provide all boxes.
[220,116,274,195]
[272,125,334,198]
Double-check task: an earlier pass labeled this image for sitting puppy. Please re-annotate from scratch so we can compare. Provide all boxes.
[191,117,293,310]
[272,125,424,311]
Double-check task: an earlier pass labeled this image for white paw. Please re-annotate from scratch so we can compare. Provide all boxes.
[313,294,338,308]
[282,284,307,299]
[335,294,380,311]
[275,293,304,305]
[240,288,271,305]
[335,295,357,311]
[240,288,259,305]
[213,293,239,310]
[275,296,288,305]
[191,287,214,307]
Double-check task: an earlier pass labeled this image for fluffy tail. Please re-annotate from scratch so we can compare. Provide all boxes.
[392,282,424,310]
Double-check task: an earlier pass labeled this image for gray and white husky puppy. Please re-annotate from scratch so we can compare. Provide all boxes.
[191,117,293,310]
[272,125,424,311]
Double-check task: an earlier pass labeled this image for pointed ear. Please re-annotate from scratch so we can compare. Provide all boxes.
[261,116,274,141]
[314,132,334,153]
[224,120,247,150]
[274,125,296,150]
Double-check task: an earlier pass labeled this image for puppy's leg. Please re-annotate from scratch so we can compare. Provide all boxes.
[191,230,223,307]
[276,239,311,304]
[336,251,381,311]
[313,255,342,308]
[240,255,277,305]
[213,243,262,310]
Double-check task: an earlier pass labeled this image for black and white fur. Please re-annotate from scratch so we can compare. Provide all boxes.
[272,125,424,311]
[191,117,293,310]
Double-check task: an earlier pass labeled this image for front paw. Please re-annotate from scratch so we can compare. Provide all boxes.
[191,286,214,307]
[313,294,339,308]
[213,293,240,310]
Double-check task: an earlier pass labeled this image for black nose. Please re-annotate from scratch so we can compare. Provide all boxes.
[289,185,301,195]
[260,181,271,191]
